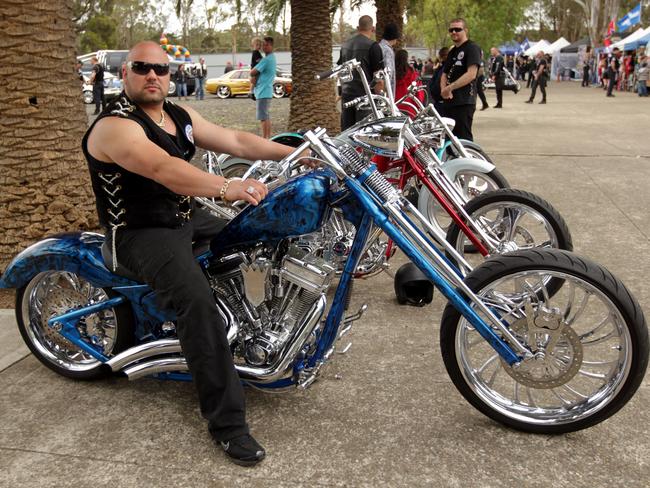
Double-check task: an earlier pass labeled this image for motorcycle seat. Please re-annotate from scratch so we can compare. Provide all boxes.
[101,239,211,281]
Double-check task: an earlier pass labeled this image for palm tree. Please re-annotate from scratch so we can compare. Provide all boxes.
[375,0,406,44]
[0,0,97,269]
[288,0,339,133]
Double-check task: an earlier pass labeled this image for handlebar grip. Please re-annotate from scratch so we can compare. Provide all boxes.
[343,97,364,109]
[315,68,335,80]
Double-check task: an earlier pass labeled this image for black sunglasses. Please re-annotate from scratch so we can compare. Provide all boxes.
[448,27,464,33]
[127,61,170,76]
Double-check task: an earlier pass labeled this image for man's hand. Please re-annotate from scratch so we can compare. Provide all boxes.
[441,85,454,100]
[224,178,268,206]
[297,149,318,169]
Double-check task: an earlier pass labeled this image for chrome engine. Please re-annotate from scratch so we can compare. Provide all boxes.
[208,247,335,369]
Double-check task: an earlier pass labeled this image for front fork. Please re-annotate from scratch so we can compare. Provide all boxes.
[344,177,532,365]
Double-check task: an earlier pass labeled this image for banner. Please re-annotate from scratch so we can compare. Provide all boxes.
[604,18,616,46]
[617,3,642,33]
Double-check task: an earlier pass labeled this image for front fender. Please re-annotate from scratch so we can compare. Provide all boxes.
[0,232,137,290]
[439,156,496,181]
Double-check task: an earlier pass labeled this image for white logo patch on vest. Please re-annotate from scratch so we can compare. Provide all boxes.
[185,124,194,143]
[458,51,465,60]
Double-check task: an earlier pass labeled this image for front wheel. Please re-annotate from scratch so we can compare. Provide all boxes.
[418,168,509,237]
[440,249,649,433]
[272,83,286,98]
[16,271,134,380]
[217,86,231,99]
[445,188,573,272]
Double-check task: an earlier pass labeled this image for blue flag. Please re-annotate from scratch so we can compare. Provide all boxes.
[519,38,530,53]
[617,3,642,32]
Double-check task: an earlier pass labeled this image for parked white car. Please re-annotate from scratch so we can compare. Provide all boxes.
[82,72,122,104]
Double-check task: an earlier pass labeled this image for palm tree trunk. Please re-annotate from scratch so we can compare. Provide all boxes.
[0,0,97,270]
[288,0,339,134]
[375,0,406,47]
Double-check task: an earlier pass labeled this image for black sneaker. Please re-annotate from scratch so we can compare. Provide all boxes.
[480,105,488,111]
[525,100,533,104]
[539,100,546,104]
[493,104,502,108]
[219,434,266,467]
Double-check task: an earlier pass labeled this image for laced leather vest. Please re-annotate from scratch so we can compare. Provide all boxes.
[82,93,197,268]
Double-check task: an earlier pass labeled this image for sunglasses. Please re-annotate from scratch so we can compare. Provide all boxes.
[127,61,170,76]
[448,27,464,33]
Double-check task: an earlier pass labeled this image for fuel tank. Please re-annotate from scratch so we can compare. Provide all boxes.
[210,171,332,254]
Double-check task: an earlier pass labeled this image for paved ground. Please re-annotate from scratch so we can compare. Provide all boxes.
[2,82,650,487]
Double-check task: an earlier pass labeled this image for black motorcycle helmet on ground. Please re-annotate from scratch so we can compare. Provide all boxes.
[394,262,434,306]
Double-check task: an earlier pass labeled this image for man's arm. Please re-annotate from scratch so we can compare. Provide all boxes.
[87,117,268,204]
[369,42,385,93]
[184,104,295,162]
[441,65,478,99]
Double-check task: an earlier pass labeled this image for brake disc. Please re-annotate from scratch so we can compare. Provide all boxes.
[500,317,583,389]
[40,287,88,350]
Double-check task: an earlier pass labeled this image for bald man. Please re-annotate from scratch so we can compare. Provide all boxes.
[82,41,300,467]
[337,15,384,130]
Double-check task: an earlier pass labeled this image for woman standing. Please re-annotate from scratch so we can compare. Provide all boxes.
[395,49,425,118]
[175,64,188,100]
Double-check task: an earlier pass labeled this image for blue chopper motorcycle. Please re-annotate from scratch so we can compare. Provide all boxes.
[1,124,647,434]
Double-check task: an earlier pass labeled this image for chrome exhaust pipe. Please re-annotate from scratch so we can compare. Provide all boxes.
[120,295,326,383]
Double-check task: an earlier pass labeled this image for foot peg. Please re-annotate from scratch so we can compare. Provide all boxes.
[340,304,368,338]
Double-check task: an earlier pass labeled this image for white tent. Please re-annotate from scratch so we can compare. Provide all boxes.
[524,40,550,57]
[609,26,650,51]
[543,37,570,54]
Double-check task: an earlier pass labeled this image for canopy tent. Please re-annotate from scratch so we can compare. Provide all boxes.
[609,26,650,51]
[498,40,521,55]
[543,37,570,54]
[524,40,550,56]
[560,37,591,53]
[623,27,650,50]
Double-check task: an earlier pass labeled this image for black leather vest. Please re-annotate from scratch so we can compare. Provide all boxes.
[82,93,197,241]
[340,34,376,98]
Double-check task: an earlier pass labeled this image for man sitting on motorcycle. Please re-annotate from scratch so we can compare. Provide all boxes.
[81,41,300,467]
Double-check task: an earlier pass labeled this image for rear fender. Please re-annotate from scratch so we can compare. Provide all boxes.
[0,232,138,290]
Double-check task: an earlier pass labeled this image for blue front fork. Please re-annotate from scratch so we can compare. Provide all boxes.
[334,177,522,365]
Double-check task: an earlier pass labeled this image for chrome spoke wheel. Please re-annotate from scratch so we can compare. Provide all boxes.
[20,271,119,372]
[455,269,632,427]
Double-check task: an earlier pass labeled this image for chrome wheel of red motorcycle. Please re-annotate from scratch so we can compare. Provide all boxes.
[16,271,134,379]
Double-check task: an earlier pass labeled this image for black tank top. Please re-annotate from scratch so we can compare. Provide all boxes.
[82,92,197,237]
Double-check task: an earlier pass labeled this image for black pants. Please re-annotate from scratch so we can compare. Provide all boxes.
[115,209,248,442]
[526,72,533,88]
[440,104,476,141]
[341,95,371,130]
[607,72,617,96]
[93,84,105,112]
[476,75,488,108]
[495,77,505,106]
[582,67,590,87]
[529,77,547,102]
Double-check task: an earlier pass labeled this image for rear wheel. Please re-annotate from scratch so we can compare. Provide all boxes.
[16,271,134,380]
[440,249,649,433]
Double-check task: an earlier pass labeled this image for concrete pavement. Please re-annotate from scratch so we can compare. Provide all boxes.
[1,82,649,487]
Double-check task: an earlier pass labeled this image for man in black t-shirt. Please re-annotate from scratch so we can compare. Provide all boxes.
[337,15,384,130]
[89,56,105,115]
[489,47,506,108]
[526,51,548,104]
[440,18,482,141]
[606,48,621,97]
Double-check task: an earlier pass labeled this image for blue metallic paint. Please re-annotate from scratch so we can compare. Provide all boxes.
[0,233,137,290]
[210,172,332,255]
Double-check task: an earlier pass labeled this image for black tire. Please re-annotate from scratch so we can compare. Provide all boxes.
[440,249,649,434]
[445,188,573,268]
[16,271,134,380]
